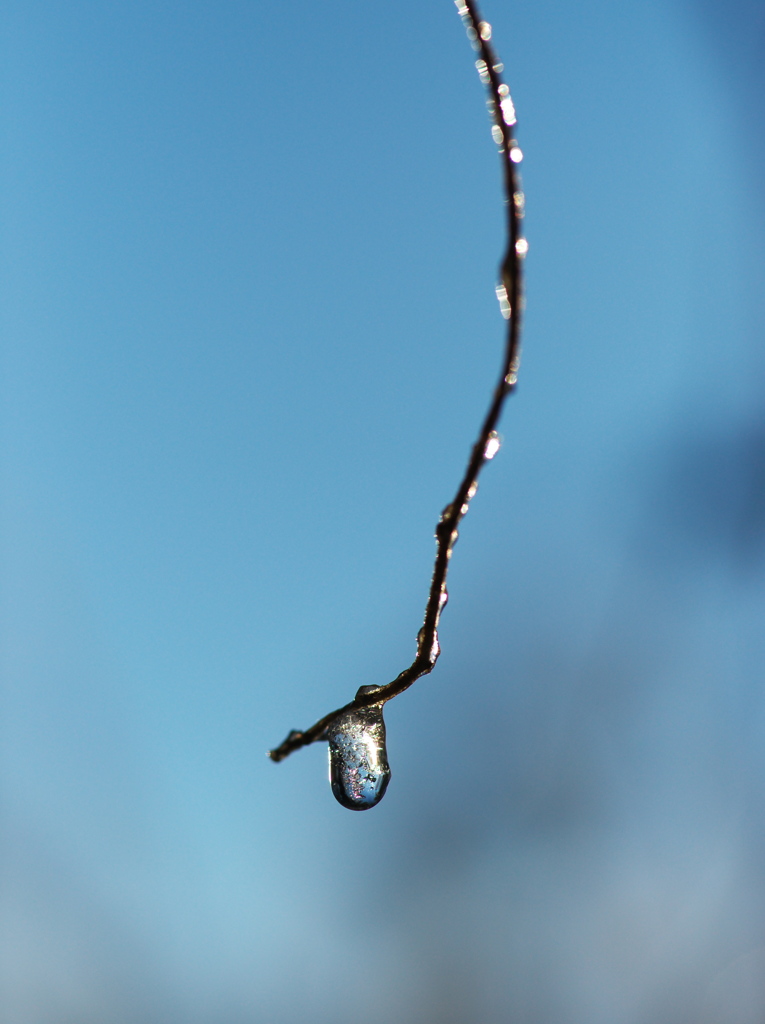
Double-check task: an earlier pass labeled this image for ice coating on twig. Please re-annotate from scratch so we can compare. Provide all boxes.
[268,0,525,792]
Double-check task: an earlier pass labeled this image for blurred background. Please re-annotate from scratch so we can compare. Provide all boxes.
[2,0,765,1021]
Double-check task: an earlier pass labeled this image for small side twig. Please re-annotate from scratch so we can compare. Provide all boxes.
[269,0,525,763]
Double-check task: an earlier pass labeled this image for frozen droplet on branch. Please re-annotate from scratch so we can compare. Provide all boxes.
[327,688,391,810]
[484,431,501,460]
[475,59,491,84]
[495,282,512,319]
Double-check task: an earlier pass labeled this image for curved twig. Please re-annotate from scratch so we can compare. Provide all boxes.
[268,0,525,762]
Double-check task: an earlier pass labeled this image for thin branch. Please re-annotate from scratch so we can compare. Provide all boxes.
[268,0,525,763]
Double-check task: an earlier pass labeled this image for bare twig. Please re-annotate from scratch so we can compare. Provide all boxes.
[268,0,525,763]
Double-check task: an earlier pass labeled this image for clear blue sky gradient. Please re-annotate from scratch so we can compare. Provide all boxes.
[3,1,765,1021]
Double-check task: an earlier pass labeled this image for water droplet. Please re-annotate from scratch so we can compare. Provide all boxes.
[484,431,501,460]
[515,237,529,256]
[475,59,490,84]
[495,283,512,319]
[509,145,523,163]
[327,693,391,811]
[429,633,440,663]
[500,96,517,126]
[479,21,492,40]
[491,124,504,145]
[504,354,520,387]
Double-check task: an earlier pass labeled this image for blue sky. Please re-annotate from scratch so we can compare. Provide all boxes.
[3,1,765,1021]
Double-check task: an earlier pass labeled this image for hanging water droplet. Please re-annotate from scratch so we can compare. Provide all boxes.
[327,690,391,810]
